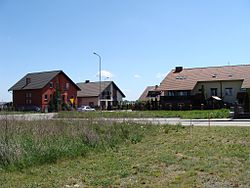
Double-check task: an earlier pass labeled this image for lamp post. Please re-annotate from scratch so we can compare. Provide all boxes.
[93,52,102,110]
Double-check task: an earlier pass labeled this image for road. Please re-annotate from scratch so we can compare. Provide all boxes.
[0,113,57,121]
[1,113,250,126]
[100,117,250,126]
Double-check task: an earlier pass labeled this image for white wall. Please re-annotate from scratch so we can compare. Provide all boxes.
[192,80,243,104]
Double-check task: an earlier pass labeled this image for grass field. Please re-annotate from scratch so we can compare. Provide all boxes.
[0,118,149,171]
[58,109,230,119]
[0,119,249,187]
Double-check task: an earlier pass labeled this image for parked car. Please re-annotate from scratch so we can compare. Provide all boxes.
[77,106,96,112]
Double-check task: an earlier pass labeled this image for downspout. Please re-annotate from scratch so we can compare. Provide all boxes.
[220,81,223,98]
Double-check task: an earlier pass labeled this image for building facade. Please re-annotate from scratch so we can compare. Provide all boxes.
[77,81,125,109]
[157,65,250,110]
[9,70,80,112]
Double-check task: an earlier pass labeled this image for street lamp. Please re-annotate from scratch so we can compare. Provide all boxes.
[93,52,102,110]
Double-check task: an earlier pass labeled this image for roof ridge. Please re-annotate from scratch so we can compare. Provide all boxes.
[26,70,62,75]
[177,64,250,71]
[77,81,112,84]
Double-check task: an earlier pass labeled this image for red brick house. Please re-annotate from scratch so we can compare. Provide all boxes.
[77,80,125,109]
[9,70,80,112]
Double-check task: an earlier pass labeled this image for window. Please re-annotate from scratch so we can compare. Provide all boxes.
[26,93,32,98]
[225,88,233,96]
[102,91,111,99]
[26,99,32,104]
[178,91,188,96]
[65,83,69,89]
[44,94,48,101]
[240,88,247,92]
[210,88,218,96]
[167,91,175,96]
[49,82,54,88]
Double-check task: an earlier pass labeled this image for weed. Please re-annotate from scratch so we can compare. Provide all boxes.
[0,118,150,170]
[0,125,249,187]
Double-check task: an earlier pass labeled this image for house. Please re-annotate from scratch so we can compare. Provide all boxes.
[138,86,161,101]
[8,70,80,112]
[0,102,7,111]
[0,102,13,111]
[157,65,250,110]
[77,80,126,109]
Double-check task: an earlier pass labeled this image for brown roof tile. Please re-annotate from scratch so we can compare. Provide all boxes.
[158,64,250,91]
[77,81,125,98]
[138,86,156,101]
[8,70,80,91]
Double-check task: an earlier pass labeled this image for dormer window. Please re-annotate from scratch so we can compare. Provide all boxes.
[212,74,217,78]
[26,77,31,85]
[49,82,54,88]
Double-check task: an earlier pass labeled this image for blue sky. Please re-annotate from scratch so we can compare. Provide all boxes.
[1,0,250,101]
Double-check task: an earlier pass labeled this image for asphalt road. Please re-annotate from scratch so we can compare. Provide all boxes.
[1,113,250,126]
[101,117,250,126]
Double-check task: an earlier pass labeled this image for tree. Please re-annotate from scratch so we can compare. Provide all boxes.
[49,89,60,112]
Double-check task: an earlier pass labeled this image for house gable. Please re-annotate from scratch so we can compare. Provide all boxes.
[77,81,125,98]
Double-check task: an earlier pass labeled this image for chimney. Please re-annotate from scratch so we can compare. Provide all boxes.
[85,80,90,83]
[174,66,183,73]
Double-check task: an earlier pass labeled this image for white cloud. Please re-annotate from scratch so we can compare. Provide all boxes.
[156,72,167,79]
[97,70,114,79]
[134,74,141,78]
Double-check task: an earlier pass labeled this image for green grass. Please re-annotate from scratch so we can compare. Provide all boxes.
[58,109,230,119]
[1,122,249,187]
[0,119,151,171]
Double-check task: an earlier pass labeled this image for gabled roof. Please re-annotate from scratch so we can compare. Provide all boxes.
[8,70,80,91]
[158,64,250,91]
[77,81,126,98]
[138,86,156,101]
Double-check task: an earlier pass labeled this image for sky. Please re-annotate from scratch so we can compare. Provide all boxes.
[1,0,250,102]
